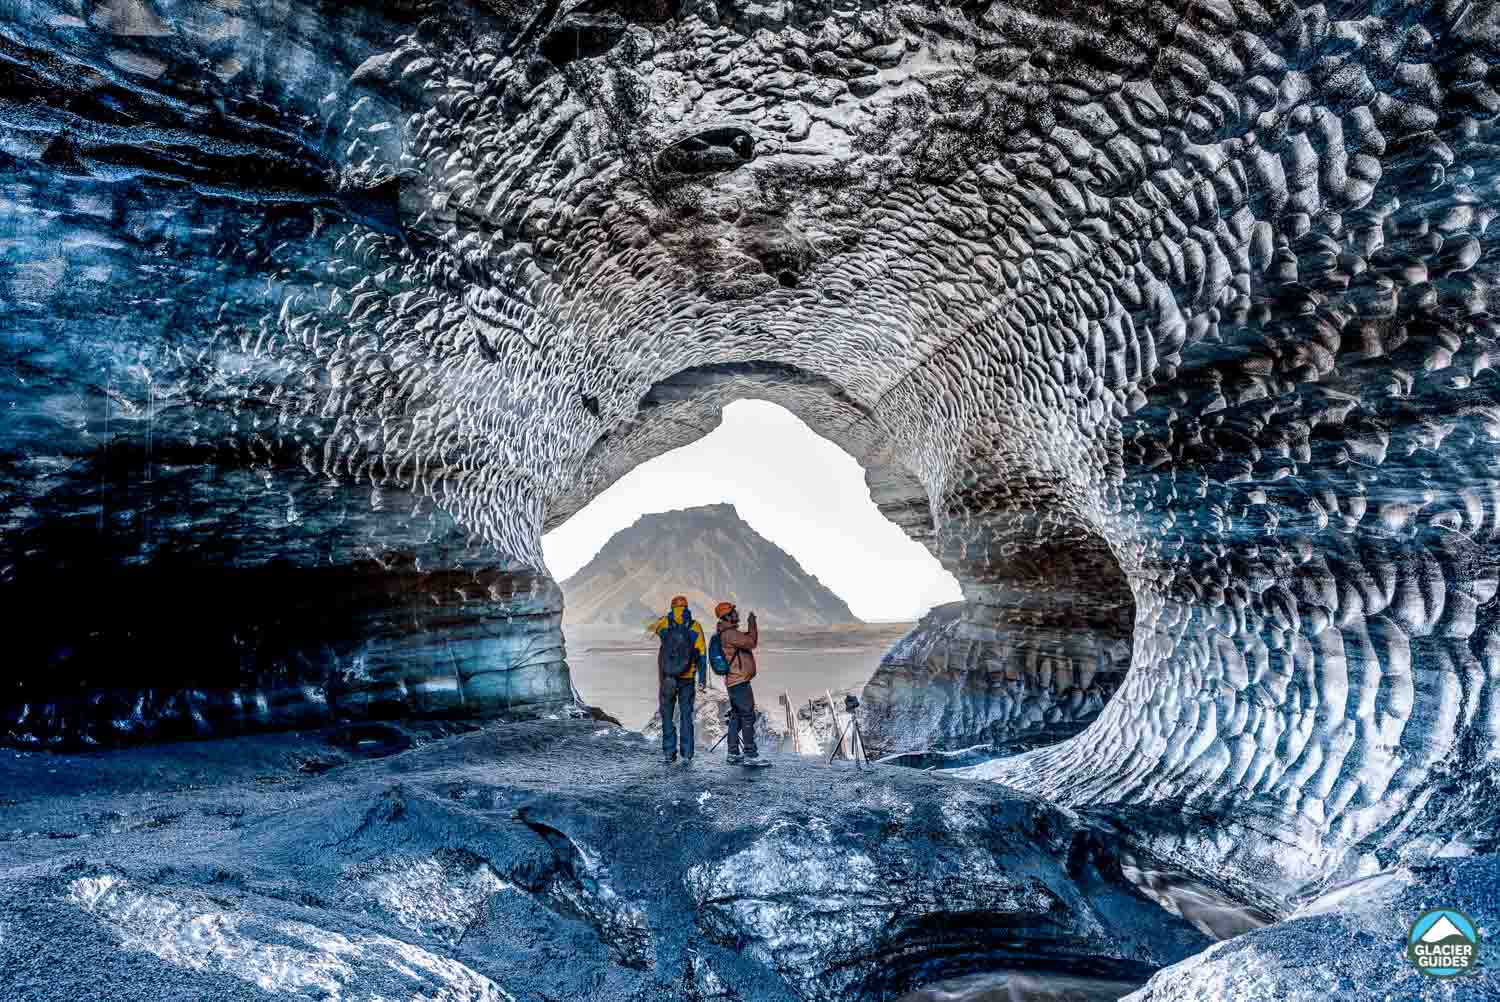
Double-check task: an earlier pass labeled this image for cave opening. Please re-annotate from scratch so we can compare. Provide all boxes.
[545,394,962,734]
[544,363,1135,767]
[546,399,961,625]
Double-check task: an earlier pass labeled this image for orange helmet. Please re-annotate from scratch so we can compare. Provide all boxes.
[670,595,689,609]
[714,601,736,619]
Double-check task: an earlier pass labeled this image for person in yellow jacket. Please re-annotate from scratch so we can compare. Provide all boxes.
[651,595,706,765]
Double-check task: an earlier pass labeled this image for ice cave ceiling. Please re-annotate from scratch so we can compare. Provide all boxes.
[4,0,1500,911]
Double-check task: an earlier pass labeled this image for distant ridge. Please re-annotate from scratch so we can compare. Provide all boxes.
[560,503,860,627]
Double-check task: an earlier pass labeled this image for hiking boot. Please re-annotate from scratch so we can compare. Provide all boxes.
[725,753,743,765]
[681,756,694,768]
[664,751,678,766]
[742,755,772,768]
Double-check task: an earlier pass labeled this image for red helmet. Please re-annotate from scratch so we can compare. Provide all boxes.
[715,601,736,619]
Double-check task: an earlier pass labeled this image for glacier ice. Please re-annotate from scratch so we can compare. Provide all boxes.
[1,0,1499,935]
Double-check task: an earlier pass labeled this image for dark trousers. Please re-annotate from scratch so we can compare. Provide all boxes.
[660,678,696,758]
[727,681,757,758]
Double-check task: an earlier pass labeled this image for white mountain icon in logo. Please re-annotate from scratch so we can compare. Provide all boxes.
[1420,915,1468,943]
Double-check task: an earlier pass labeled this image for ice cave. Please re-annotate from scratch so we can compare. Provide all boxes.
[2,1,1498,1000]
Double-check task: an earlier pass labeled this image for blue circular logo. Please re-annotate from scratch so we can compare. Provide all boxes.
[1408,909,1480,978]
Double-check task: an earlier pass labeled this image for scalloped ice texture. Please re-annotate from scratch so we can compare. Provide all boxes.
[2,0,1500,907]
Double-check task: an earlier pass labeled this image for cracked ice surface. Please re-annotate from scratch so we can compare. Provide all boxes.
[2,0,1500,914]
[344,853,513,945]
[68,874,516,1001]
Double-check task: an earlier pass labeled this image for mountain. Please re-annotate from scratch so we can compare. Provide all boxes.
[560,504,859,627]
[1419,916,1468,943]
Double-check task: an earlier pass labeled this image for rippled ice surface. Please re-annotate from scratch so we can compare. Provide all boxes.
[897,971,1144,1002]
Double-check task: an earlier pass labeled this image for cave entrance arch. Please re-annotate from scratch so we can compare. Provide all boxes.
[543,362,1135,760]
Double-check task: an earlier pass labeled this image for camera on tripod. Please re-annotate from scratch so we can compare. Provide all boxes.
[830,692,871,768]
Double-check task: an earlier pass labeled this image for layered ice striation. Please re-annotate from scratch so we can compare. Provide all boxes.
[861,589,1133,759]
[4,0,1500,914]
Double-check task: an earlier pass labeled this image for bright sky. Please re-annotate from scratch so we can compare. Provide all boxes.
[543,400,963,622]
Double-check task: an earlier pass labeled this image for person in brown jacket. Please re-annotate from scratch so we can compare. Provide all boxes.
[713,601,770,767]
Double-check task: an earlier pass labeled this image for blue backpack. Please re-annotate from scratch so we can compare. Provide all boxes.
[707,633,737,677]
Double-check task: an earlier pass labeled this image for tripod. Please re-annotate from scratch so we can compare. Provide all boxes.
[828,694,872,769]
[709,697,732,754]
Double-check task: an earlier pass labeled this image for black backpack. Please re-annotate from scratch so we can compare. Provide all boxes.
[658,609,697,680]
